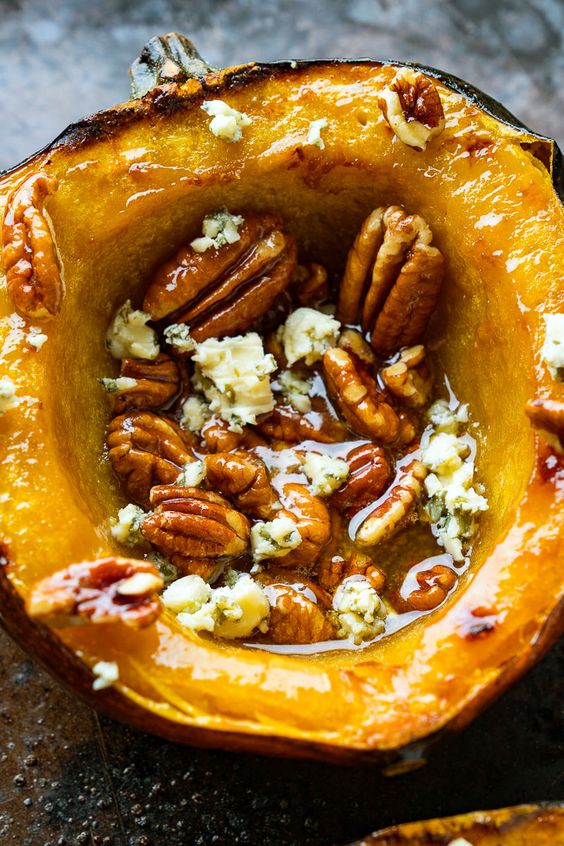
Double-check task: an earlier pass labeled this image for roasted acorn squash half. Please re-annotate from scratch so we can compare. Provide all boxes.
[0,34,562,764]
[354,804,564,845]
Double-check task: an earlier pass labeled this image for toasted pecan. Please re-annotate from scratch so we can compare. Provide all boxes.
[2,171,62,319]
[26,557,163,629]
[107,411,194,506]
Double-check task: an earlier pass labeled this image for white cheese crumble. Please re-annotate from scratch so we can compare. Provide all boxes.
[542,313,564,379]
[0,376,19,415]
[180,395,211,433]
[193,333,277,431]
[302,452,349,497]
[106,300,159,361]
[427,398,469,433]
[201,100,252,142]
[99,376,138,394]
[447,840,474,846]
[190,209,245,253]
[163,323,196,353]
[92,660,119,691]
[331,576,387,644]
[162,572,270,639]
[421,401,488,562]
[278,307,340,366]
[278,369,312,413]
[250,516,302,563]
[176,459,206,488]
[307,117,328,149]
[110,503,146,545]
[26,327,48,351]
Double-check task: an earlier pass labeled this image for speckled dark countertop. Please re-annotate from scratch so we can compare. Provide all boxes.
[0,2,562,845]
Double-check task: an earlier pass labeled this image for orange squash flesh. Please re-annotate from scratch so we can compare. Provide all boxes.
[358,804,564,845]
[0,60,563,763]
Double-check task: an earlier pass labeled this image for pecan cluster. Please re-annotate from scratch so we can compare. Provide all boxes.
[72,201,451,645]
[143,214,297,342]
[337,205,444,356]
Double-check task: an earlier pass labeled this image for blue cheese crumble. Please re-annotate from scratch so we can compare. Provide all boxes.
[190,209,244,253]
[331,576,387,644]
[110,503,146,545]
[279,307,340,366]
[192,333,277,431]
[302,451,349,497]
[421,400,488,562]
[201,100,252,142]
[162,572,270,639]
[542,313,564,379]
[106,300,159,361]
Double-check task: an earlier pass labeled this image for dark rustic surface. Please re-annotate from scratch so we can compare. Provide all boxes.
[0,1,562,844]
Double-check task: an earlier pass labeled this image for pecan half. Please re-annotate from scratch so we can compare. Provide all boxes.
[26,557,163,629]
[291,262,329,307]
[355,458,428,547]
[275,483,331,567]
[107,411,194,506]
[338,328,376,366]
[2,171,62,319]
[380,345,432,408]
[256,400,347,444]
[404,564,456,611]
[337,206,444,356]
[142,486,250,567]
[260,580,335,644]
[110,354,181,414]
[143,214,297,342]
[204,451,279,519]
[378,68,445,151]
[330,443,392,512]
[526,397,564,452]
[318,551,385,593]
[201,419,267,453]
[322,347,401,443]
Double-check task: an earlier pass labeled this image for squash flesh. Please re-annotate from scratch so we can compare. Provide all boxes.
[0,63,562,759]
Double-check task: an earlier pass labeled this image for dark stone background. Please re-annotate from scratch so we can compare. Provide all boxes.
[0,1,562,844]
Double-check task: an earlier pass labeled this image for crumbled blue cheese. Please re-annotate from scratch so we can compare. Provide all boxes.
[278,369,312,413]
[26,327,48,351]
[447,840,474,846]
[250,516,302,563]
[427,399,469,433]
[331,576,387,644]
[99,376,138,394]
[279,307,340,366]
[421,401,488,562]
[180,395,211,433]
[110,503,146,545]
[193,333,277,431]
[176,459,206,488]
[542,313,564,379]
[162,572,270,639]
[190,209,245,253]
[148,552,178,586]
[302,452,349,497]
[163,323,196,353]
[106,300,159,361]
[92,660,119,691]
[201,100,252,142]
[307,117,328,149]
[0,376,19,415]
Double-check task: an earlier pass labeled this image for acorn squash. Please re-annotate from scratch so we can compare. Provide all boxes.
[356,804,564,845]
[0,34,563,764]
